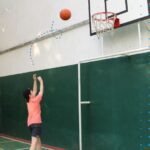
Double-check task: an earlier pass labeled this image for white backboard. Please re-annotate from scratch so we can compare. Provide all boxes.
[88,0,150,35]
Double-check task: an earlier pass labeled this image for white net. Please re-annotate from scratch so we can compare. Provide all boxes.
[92,12,116,38]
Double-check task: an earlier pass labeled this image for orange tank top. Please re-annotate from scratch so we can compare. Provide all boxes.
[27,92,42,126]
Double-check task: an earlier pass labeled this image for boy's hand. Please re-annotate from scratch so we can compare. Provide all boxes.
[33,74,37,80]
[37,76,42,81]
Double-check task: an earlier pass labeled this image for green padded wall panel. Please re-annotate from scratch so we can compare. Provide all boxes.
[1,51,150,150]
[81,52,150,150]
[0,65,79,150]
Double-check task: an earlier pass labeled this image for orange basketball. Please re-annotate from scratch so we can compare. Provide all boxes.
[60,9,71,20]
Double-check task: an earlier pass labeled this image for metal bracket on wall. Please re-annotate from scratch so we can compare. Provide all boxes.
[81,101,91,105]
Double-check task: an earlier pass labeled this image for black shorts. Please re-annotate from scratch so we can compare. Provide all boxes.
[29,123,42,137]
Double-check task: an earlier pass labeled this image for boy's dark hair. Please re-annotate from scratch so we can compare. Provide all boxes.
[23,89,31,103]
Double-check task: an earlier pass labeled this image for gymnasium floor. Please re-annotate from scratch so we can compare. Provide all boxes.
[0,135,55,150]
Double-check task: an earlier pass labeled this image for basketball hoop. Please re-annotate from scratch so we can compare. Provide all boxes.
[92,12,120,38]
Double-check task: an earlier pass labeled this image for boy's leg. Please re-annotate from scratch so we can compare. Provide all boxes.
[36,137,42,150]
[30,136,39,150]
[29,124,42,150]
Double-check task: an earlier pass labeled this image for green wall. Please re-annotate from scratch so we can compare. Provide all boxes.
[81,52,150,150]
[0,65,79,150]
[1,52,150,150]
[0,82,2,132]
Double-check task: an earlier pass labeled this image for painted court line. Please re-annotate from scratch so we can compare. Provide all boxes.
[0,141,14,144]
[16,147,54,150]
[15,148,29,150]
[16,148,54,150]
[0,136,29,145]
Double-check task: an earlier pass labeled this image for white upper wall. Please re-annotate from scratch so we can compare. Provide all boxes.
[0,0,149,77]
[0,0,88,50]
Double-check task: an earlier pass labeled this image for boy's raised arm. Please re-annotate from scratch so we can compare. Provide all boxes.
[37,76,44,95]
[32,74,37,96]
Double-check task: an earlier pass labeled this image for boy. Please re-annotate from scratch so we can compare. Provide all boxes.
[23,74,44,150]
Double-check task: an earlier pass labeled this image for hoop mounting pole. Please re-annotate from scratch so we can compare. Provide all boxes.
[78,62,91,150]
[81,101,91,104]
